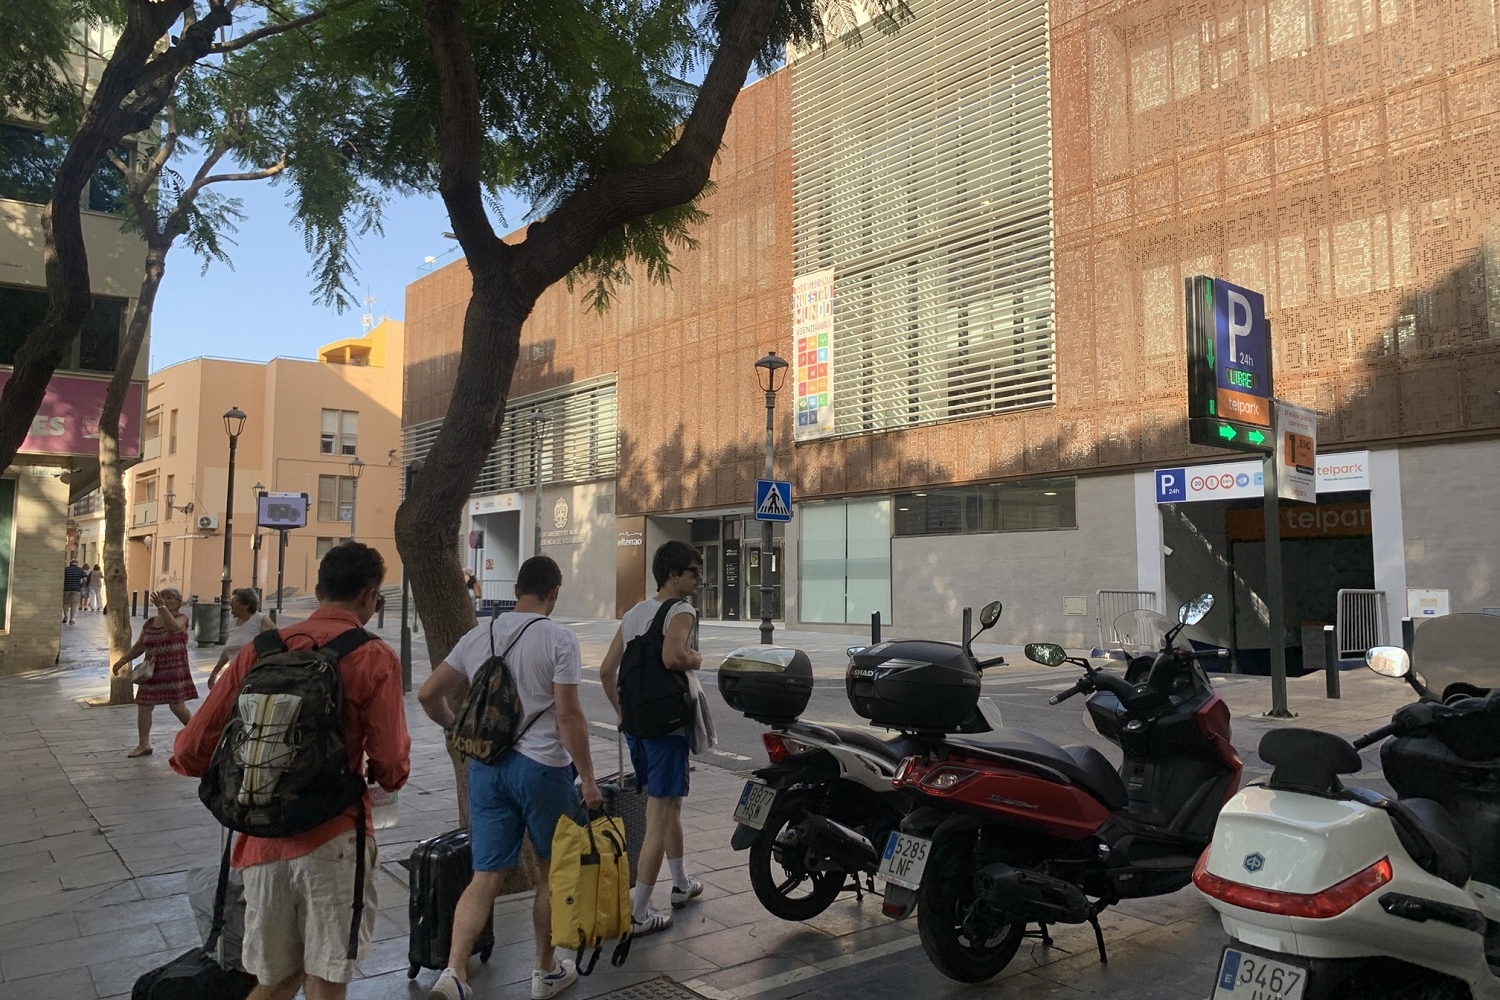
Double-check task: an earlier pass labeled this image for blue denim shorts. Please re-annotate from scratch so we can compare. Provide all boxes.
[468,752,581,872]
[626,733,691,799]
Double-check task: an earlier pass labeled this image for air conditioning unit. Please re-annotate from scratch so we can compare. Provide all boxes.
[196,514,220,532]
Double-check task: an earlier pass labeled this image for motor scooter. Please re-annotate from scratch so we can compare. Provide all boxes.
[719,603,1007,920]
[1195,612,1500,1000]
[877,594,1238,982]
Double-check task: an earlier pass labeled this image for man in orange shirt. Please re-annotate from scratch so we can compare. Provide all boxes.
[172,542,411,1000]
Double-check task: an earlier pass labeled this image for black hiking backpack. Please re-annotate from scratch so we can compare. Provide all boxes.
[617,600,694,739]
[199,626,376,960]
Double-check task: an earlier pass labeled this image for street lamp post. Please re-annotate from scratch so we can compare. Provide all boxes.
[347,456,365,540]
[754,351,788,645]
[220,406,247,644]
[528,409,551,557]
[250,481,264,594]
[399,459,422,693]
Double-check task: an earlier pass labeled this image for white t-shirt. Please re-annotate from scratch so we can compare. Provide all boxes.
[619,598,697,647]
[444,612,582,768]
[224,611,269,658]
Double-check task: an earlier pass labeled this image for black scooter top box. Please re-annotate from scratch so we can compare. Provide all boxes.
[846,639,981,732]
[718,645,814,724]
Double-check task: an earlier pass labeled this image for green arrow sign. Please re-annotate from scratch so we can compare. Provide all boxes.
[1218,424,1237,441]
[1246,429,1266,446]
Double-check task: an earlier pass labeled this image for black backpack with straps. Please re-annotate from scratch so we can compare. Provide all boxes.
[617,599,694,738]
[199,626,377,961]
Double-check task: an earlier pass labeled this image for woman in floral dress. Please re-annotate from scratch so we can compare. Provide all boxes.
[111,588,197,757]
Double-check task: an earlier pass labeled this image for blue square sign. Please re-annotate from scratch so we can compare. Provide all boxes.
[754,480,792,522]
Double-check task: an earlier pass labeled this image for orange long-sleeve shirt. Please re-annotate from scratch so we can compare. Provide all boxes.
[171,607,412,869]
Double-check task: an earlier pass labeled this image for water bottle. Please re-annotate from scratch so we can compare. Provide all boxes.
[369,776,399,830]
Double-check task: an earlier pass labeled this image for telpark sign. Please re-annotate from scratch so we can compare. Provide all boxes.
[1155,451,1369,504]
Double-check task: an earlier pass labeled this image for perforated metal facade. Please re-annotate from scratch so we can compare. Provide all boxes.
[790,0,1056,437]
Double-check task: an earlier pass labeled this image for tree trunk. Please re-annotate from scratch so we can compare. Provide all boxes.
[407,0,779,887]
[100,244,166,704]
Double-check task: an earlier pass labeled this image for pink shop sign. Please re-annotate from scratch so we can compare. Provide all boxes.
[0,370,145,458]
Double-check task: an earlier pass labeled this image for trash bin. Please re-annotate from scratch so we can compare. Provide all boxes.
[192,599,223,647]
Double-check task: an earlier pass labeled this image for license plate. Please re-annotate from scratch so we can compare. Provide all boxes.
[1212,948,1307,1000]
[877,832,932,890]
[733,780,777,831]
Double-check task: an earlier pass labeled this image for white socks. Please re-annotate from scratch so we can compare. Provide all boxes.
[668,857,689,890]
[631,881,655,921]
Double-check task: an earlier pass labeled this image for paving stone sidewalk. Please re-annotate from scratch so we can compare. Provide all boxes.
[0,607,1414,1000]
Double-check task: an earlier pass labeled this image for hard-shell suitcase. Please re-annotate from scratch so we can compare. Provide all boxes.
[131,947,255,1000]
[406,828,495,979]
[600,732,648,887]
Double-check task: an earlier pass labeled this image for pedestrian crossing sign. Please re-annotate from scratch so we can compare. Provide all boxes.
[754,480,793,522]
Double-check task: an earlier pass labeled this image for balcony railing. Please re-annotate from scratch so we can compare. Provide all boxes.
[130,500,158,527]
[69,493,103,518]
[142,436,161,461]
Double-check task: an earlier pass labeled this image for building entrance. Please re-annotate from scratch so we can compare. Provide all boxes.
[688,515,782,621]
[1163,492,1375,674]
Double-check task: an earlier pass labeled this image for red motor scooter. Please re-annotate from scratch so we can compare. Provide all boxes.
[875,594,1241,982]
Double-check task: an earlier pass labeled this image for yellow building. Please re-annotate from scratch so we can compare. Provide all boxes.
[124,321,406,611]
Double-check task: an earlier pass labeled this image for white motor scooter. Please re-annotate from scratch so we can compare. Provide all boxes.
[1194,613,1500,1000]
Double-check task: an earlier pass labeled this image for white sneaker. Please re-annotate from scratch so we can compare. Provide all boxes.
[670,876,704,908]
[632,906,673,936]
[429,968,469,1000]
[531,958,579,1000]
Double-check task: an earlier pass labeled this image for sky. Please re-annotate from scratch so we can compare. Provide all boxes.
[145,182,470,372]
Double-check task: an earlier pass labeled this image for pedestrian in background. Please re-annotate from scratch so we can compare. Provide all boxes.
[207,587,275,690]
[418,556,602,1000]
[87,563,104,612]
[600,540,710,935]
[62,558,86,624]
[112,588,196,757]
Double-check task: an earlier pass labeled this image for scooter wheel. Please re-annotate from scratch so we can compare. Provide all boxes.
[916,853,1024,983]
[748,807,845,921]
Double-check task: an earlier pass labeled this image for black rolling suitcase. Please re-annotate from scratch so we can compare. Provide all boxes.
[131,948,255,1000]
[406,829,495,979]
[599,733,648,887]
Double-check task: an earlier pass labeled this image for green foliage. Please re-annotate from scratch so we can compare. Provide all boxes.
[0,0,120,126]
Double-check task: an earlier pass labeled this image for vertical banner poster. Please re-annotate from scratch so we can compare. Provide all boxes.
[792,269,835,441]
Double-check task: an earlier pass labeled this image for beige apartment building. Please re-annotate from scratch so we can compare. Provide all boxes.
[124,321,406,612]
[1,20,151,672]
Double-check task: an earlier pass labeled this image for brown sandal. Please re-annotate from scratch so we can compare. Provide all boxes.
[126,746,153,758]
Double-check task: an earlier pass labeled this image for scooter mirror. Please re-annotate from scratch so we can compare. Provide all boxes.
[1365,645,1411,678]
[979,601,1003,628]
[1179,593,1214,626]
[1025,642,1068,667]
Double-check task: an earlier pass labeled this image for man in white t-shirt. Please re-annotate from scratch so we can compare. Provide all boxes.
[600,540,705,936]
[418,556,601,1000]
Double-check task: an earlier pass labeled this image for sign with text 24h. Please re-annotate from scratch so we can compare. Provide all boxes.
[1186,276,1273,452]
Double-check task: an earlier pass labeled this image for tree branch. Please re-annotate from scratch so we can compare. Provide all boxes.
[210,0,351,55]
[512,0,779,298]
[198,159,287,186]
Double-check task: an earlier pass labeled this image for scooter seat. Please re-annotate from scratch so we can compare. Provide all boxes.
[794,723,923,764]
[950,731,1128,809]
[1385,797,1472,888]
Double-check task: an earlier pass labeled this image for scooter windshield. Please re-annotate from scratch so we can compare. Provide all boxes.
[1409,613,1500,697]
[1110,609,1173,654]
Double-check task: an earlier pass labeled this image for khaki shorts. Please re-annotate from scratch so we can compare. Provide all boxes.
[241,832,379,985]
[64,591,80,611]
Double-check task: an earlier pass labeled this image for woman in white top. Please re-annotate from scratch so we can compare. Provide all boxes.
[207,587,275,689]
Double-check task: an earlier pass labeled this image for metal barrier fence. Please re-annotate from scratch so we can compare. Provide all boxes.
[1336,589,1389,659]
[1096,590,1158,649]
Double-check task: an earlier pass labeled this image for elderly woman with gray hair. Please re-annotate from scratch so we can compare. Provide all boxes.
[207,587,275,691]
[111,588,196,757]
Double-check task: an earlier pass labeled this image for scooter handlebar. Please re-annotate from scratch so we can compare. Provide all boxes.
[1049,679,1088,706]
[1185,648,1230,661]
[975,655,1007,670]
[1352,722,1401,750]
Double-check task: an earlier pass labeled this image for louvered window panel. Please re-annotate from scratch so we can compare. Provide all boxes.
[401,375,618,497]
[791,0,1056,436]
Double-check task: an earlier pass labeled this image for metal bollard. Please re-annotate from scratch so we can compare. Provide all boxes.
[131,591,139,617]
[871,611,882,645]
[1324,625,1339,699]
[377,601,386,629]
[1401,617,1415,654]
